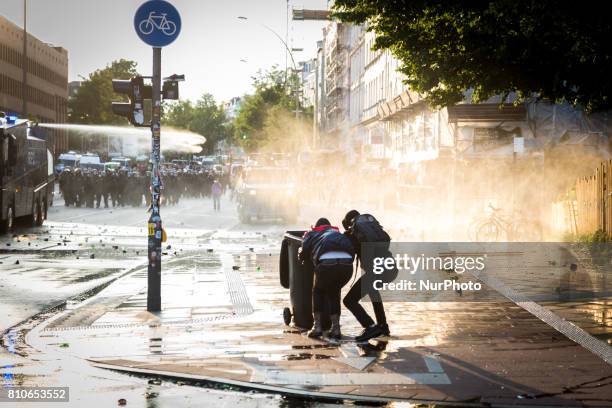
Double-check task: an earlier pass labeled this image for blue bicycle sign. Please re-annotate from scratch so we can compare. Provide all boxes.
[134,0,181,47]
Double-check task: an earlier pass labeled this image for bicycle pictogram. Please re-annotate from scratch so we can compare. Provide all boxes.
[138,12,177,36]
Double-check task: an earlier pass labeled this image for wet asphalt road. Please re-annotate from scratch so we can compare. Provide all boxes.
[0,194,373,408]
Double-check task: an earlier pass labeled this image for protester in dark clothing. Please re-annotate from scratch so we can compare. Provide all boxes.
[342,210,392,342]
[102,171,112,208]
[93,173,104,208]
[300,217,355,340]
[59,169,74,206]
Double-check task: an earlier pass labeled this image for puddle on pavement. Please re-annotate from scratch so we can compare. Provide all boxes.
[120,372,383,408]
[542,299,612,344]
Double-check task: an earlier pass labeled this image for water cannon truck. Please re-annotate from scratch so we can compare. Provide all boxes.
[0,114,54,233]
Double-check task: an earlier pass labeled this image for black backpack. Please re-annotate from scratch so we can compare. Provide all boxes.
[351,214,396,281]
[352,214,390,244]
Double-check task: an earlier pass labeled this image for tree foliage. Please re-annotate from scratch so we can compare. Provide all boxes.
[333,1,612,112]
[68,59,139,124]
[234,67,307,152]
[163,94,229,154]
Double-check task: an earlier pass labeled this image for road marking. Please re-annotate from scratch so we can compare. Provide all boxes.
[333,357,376,371]
[339,344,360,357]
[253,369,450,386]
[423,356,444,373]
[253,354,450,386]
[91,362,455,405]
[334,344,376,370]
[473,270,612,366]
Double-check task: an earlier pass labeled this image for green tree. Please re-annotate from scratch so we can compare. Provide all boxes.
[234,66,306,152]
[333,1,612,112]
[163,93,228,154]
[68,59,139,124]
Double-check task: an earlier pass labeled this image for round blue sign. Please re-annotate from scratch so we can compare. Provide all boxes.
[134,0,181,47]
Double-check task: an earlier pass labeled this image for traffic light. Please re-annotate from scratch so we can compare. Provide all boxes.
[162,74,184,100]
[111,75,182,125]
[111,77,151,127]
[162,80,179,100]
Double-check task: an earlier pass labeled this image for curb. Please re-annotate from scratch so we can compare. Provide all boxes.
[90,362,567,408]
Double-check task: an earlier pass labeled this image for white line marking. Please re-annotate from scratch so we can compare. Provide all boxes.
[255,355,451,385]
[256,371,451,386]
[424,356,444,373]
[473,270,612,366]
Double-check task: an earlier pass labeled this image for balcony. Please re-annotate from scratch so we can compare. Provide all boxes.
[325,76,347,97]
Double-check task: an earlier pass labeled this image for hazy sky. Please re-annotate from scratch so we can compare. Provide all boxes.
[0,0,328,102]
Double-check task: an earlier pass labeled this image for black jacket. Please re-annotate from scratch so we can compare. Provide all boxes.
[301,225,355,265]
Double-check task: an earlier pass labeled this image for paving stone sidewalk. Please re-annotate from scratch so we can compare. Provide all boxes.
[25,248,612,407]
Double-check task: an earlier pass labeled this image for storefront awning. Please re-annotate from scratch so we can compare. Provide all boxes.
[448,104,526,122]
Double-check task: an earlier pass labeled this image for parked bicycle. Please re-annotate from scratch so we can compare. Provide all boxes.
[469,204,543,242]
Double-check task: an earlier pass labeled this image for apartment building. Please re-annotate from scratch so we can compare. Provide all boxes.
[0,15,69,153]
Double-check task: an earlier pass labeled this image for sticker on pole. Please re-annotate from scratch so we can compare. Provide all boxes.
[134,0,181,47]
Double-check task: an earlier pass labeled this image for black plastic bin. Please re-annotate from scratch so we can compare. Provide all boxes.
[280,230,330,330]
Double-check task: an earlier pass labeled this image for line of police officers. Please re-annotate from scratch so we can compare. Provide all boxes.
[58,168,224,208]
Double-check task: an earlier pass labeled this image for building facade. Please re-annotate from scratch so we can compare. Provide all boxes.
[221,97,242,120]
[300,17,612,239]
[321,22,350,145]
[0,15,68,154]
[299,58,316,109]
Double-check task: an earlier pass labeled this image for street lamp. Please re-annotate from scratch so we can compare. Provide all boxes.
[237,16,298,73]
[237,16,302,118]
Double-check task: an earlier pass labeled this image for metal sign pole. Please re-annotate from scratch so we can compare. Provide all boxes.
[147,46,162,312]
[132,0,180,313]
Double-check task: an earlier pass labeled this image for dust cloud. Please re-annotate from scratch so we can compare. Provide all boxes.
[245,112,608,242]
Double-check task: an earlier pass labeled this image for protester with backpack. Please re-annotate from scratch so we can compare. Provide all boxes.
[299,218,355,340]
[342,209,394,342]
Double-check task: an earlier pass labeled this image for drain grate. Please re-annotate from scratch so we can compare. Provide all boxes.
[225,267,254,315]
[41,312,239,333]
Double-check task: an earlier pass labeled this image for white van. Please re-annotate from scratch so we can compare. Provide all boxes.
[111,157,131,168]
[79,153,102,170]
[56,151,81,173]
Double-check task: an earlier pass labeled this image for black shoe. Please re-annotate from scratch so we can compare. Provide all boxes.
[307,328,322,339]
[379,323,390,337]
[328,328,342,341]
[355,325,383,342]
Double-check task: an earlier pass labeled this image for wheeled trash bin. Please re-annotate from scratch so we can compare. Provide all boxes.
[280,230,330,330]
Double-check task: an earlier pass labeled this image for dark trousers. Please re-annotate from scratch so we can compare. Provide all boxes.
[213,195,221,211]
[313,259,353,316]
[343,271,387,328]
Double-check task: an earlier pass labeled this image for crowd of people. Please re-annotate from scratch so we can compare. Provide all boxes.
[58,167,228,208]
